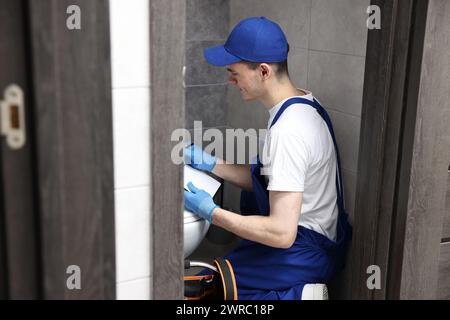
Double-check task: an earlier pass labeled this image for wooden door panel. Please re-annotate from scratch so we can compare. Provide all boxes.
[0,0,40,299]
[27,0,116,299]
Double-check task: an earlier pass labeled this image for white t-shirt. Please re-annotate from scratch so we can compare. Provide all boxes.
[260,90,338,241]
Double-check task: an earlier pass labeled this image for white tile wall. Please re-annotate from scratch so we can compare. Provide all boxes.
[112,88,150,189]
[110,0,150,88]
[115,186,151,283]
[110,0,151,300]
[117,277,151,300]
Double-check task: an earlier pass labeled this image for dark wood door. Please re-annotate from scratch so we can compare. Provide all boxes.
[1,0,116,299]
[27,0,116,299]
[352,0,450,300]
[0,0,40,299]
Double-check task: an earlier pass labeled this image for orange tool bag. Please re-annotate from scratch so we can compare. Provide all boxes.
[184,258,238,300]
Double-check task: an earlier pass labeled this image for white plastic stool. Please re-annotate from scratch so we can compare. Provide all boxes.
[301,284,329,300]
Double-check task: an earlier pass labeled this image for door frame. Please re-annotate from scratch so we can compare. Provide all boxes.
[352,0,450,299]
[149,0,186,299]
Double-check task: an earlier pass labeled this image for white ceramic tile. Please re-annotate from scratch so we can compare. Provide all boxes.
[109,0,150,88]
[115,186,151,283]
[112,87,150,189]
[117,277,150,300]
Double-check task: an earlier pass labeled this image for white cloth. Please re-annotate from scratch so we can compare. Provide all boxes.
[260,90,338,241]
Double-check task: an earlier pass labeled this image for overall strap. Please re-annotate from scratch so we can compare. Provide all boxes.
[269,97,345,210]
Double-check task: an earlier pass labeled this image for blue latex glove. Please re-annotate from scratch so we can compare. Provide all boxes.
[184,144,216,172]
[184,182,219,224]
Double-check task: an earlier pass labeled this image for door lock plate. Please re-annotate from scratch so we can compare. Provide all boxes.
[1,84,26,150]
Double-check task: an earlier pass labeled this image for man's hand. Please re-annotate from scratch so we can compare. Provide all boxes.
[184,182,219,223]
[184,144,216,172]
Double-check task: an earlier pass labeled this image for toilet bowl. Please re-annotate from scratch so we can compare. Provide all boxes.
[184,210,210,258]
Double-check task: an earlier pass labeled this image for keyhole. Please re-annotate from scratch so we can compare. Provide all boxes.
[10,104,20,129]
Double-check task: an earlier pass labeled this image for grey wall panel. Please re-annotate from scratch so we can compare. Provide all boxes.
[310,0,369,56]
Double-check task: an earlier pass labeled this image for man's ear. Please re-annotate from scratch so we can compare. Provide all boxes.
[259,63,272,81]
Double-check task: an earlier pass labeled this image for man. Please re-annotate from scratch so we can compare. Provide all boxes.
[184,17,351,300]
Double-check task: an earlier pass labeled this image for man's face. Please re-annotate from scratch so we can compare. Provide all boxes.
[226,62,263,101]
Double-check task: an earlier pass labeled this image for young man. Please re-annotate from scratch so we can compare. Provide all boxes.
[184,17,352,300]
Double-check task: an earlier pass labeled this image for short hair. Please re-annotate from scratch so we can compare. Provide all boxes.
[242,60,289,78]
[241,44,290,78]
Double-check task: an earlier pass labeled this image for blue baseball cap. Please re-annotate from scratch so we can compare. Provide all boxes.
[204,17,288,67]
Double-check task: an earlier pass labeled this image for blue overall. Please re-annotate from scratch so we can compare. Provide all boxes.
[227,97,352,300]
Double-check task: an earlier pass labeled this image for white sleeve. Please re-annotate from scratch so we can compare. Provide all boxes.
[263,130,310,192]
